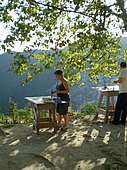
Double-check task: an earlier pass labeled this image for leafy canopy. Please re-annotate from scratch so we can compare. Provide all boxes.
[0,0,127,85]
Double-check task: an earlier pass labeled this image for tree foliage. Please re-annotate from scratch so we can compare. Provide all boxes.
[0,0,127,85]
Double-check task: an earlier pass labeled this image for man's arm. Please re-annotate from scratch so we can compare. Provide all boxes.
[114,77,124,84]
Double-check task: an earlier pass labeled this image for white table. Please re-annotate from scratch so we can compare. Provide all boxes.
[25,96,57,134]
[94,85,119,123]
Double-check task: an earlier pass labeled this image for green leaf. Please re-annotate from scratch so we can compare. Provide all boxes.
[0,0,123,85]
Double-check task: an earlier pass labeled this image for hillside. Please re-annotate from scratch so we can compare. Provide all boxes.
[0,37,127,113]
[0,52,55,113]
[0,53,98,114]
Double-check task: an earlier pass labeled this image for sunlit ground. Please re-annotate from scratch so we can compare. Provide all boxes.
[0,115,127,170]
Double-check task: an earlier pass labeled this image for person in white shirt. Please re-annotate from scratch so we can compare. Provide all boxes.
[110,62,127,125]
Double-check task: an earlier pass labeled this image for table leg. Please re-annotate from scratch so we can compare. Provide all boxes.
[33,107,39,135]
[104,95,110,123]
[34,107,40,135]
[37,128,39,135]
[33,107,38,130]
[52,109,57,134]
[49,109,52,129]
[33,116,36,130]
[94,93,103,119]
[111,96,114,110]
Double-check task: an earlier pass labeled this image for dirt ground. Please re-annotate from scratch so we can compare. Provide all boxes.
[0,114,127,170]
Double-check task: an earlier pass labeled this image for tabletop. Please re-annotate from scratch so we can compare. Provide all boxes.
[100,85,119,93]
[25,96,66,105]
[92,85,119,92]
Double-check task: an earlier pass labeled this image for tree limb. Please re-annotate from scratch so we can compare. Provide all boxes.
[115,0,127,31]
[116,0,125,11]
[29,1,85,15]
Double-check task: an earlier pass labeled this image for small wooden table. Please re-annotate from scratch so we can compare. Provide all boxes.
[94,85,119,123]
[25,96,58,134]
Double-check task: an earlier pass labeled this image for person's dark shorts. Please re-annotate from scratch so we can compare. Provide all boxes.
[56,102,69,115]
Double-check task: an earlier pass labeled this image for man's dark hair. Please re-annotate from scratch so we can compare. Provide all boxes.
[120,62,126,68]
[54,69,63,75]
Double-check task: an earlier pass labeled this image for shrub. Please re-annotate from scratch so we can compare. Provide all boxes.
[81,102,97,115]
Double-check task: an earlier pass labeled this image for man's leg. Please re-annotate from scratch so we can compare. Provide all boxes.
[113,94,123,124]
[121,94,127,124]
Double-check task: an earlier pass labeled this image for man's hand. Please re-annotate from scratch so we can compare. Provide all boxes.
[113,77,124,84]
[113,80,118,84]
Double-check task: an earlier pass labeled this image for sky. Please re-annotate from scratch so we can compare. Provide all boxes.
[0,0,127,54]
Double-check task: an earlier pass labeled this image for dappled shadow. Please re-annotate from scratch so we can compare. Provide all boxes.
[0,124,58,169]
[0,117,127,170]
[84,119,127,170]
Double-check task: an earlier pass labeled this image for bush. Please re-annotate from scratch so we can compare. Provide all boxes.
[17,107,33,123]
[0,100,34,124]
[81,102,97,115]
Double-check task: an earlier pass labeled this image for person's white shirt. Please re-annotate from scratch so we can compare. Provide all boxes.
[119,68,127,93]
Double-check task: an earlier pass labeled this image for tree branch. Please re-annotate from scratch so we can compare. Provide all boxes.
[32,1,85,15]
[116,0,127,31]
[107,3,118,8]
[104,4,121,18]
[116,0,125,11]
